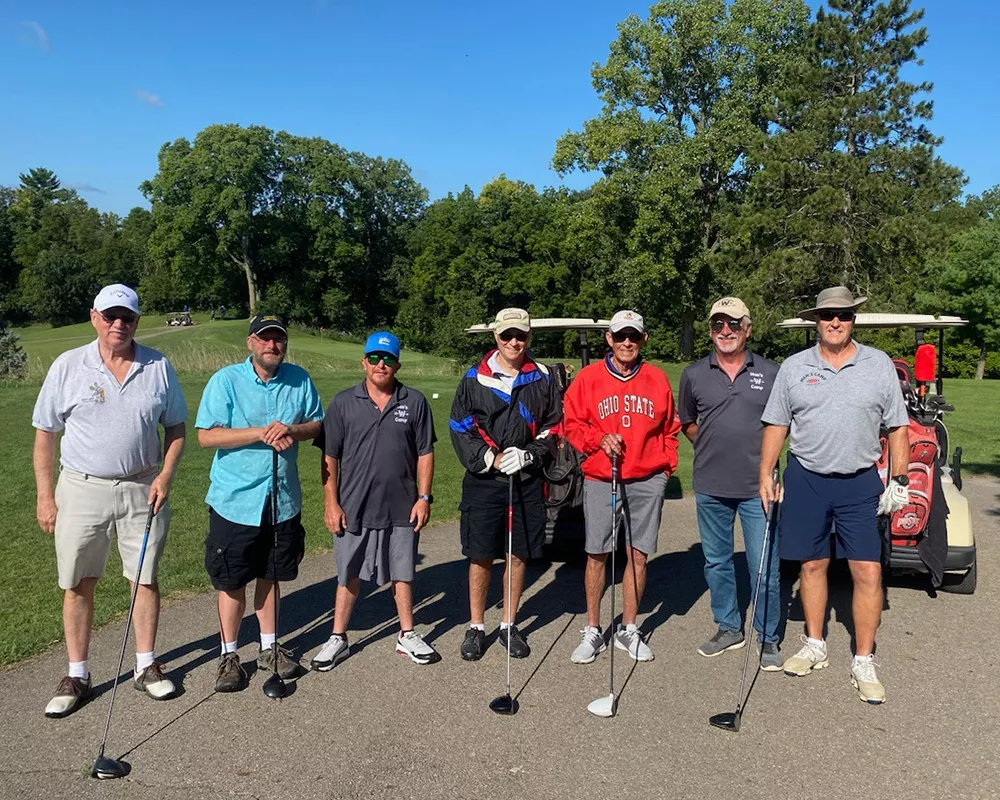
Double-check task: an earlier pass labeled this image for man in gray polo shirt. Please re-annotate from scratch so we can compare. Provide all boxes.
[32,284,187,718]
[310,331,439,670]
[679,297,782,670]
[760,286,910,704]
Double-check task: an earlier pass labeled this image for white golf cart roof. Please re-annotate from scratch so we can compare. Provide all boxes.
[777,313,967,330]
[465,317,612,334]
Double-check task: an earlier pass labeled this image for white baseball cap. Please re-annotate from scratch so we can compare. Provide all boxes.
[493,307,531,333]
[94,284,140,315]
[608,310,644,334]
[709,297,750,322]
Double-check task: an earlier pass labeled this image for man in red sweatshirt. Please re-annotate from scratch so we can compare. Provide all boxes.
[563,310,680,663]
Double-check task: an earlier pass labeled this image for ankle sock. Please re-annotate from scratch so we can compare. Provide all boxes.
[68,660,89,679]
[260,632,276,649]
[221,640,238,655]
[469,623,485,632]
[806,636,825,648]
[135,651,155,672]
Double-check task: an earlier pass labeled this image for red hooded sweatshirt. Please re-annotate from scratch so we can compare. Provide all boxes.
[563,355,680,482]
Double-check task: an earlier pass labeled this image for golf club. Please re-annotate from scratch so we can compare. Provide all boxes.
[91,504,156,780]
[262,448,287,700]
[588,452,619,718]
[489,474,518,715]
[709,466,780,733]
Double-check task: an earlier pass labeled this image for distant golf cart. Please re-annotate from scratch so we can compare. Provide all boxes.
[165,311,193,327]
[465,318,611,553]
[777,313,976,594]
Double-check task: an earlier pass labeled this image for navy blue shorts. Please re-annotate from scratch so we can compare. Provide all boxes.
[778,454,883,563]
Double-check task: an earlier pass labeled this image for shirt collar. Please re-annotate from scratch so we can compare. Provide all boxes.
[806,341,868,369]
[243,356,284,385]
[353,379,407,401]
[82,339,150,370]
[708,350,754,369]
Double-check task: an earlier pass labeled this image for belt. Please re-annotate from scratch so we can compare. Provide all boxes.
[61,467,159,484]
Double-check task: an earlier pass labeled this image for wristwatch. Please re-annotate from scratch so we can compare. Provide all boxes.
[890,474,909,486]
[419,494,434,504]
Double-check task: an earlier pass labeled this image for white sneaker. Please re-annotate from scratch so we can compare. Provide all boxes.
[613,624,654,662]
[783,635,829,676]
[571,627,606,664]
[395,631,441,665]
[310,634,350,672]
[851,655,886,704]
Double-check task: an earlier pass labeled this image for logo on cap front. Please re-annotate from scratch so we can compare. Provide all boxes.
[502,311,522,320]
[379,336,391,346]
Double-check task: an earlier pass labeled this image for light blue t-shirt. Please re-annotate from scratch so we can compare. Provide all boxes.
[195,358,324,525]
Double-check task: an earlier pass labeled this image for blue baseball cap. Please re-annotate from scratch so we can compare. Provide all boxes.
[363,331,400,359]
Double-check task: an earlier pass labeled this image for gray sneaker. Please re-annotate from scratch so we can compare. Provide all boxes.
[758,642,783,671]
[698,628,746,657]
[311,634,350,672]
[571,627,606,664]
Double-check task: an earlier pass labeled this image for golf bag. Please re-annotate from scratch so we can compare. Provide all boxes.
[543,362,586,542]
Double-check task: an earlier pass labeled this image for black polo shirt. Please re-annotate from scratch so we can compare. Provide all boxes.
[318,381,436,531]
[678,351,779,499]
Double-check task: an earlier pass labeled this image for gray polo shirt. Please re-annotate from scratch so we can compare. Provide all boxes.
[761,342,908,475]
[318,381,436,531]
[678,351,779,498]
[32,340,188,479]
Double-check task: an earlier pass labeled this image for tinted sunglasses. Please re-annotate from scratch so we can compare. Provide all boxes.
[710,318,744,333]
[98,309,138,325]
[611,328,643,343]
[366,353,400,367]
[498,329,528,343]
[817,309,855,322]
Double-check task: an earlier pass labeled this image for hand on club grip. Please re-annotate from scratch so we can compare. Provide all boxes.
[498,447,533,475]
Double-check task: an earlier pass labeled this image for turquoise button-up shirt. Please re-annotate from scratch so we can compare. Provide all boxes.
[196,358,324,525]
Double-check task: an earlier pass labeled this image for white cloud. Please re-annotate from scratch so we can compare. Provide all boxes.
[133,89,164,108]
[66,182,107,195]
[20,21,51,53]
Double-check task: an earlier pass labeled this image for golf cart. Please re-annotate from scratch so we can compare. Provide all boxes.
[166,311,193,327]
[777,314,976,594]
[465,318,611,553]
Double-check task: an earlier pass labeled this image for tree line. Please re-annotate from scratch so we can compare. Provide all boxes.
[1,0,998,377]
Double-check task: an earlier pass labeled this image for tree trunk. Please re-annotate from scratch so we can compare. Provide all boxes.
[244,261,258,316]
[976,344,986,380]
[680,310,695,361]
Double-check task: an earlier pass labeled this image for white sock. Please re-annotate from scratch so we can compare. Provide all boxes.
[499,621,510,630]
[221,640,238,655]
[135,651,155,672]
[469,623,485,631]
[260,632,276,650]
[853,653,873,663]
[586,625,601,634]
[807,636,826,649]
[68,660,89,679]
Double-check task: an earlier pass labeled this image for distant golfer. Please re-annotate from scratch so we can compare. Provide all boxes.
[563,311,680,663]
[678,298,782,669]
[760,286,910,704]
[196,313,323,692]
[33,284,187,718]
[450,308,562,661]
[310,331,440,670]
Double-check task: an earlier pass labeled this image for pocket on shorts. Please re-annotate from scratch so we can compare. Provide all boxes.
[204,534,230,584]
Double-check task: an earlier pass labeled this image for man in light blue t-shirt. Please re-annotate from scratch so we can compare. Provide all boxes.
[196,313,323,693]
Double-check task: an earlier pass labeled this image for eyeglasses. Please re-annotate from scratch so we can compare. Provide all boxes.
[98,310,138,325]
[498,329,528,343]
[710,318,744,333]
[611,329,643,343]
[817,309,855,322]
[366,353,400,367]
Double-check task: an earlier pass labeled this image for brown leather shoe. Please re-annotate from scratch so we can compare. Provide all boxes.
[215,653,248,693]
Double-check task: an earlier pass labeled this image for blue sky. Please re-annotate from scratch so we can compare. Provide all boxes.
[2,1,997,216]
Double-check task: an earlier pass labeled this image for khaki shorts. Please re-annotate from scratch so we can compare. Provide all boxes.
[54,469,170,590]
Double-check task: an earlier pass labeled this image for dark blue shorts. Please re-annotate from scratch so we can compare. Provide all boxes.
[778,454,883,563]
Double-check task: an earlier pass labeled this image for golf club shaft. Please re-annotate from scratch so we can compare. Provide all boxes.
[609,453,617,695]
[96,504,155,759]
[505,474,513,697]
[271,448,280,677]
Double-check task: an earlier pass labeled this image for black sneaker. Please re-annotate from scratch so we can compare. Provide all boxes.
[460,628,486,661]
[215,653,248,693]
[499,625,530,658]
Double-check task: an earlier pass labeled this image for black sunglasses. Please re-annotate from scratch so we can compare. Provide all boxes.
[366,353,400,367]
[611,328,643,343]
[817,309,855,322]
[710,318,744,333]
[498,329,528,343]
[98,309,138,325]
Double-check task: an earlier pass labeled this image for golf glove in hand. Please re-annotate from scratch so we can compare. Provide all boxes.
[878,478,910,516]
[498,447,534,475]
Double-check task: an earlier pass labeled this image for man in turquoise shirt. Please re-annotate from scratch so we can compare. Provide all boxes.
[196,313,324,692]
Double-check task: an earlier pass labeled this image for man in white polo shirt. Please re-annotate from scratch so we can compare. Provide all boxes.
[33,284,188,718]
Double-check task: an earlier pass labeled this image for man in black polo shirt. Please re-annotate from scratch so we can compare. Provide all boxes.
[678,297,783,670]
[310,331,440,669]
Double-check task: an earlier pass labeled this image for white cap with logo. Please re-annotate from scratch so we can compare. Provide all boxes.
[493,307,531,333]
[93,284,140,315]
[709,297,750,322]
[608,310,644,334]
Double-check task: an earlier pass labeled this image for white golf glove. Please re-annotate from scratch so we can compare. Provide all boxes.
[498,447,534,475]
[878,478,910,516]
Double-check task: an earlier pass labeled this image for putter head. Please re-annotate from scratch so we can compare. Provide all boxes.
[489,694,518,715]
[709,711,741,732]
[587,693,617,718]
[92,756,128,780]
[262,673,286,699]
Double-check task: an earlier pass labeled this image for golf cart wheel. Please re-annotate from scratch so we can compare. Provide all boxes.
[941,555,977,595]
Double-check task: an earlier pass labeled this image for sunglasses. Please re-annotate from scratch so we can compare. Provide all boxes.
[366,353,400,367]
[710,318,744,333]
[498,329,528,343]
[253,332,287,344]
[817,309,855,322]
[98,309,138,325]
[611,329,643,343]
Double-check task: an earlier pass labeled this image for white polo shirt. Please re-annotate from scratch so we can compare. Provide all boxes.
[32,340,188,479]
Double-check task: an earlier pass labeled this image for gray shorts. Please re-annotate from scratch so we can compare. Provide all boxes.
[54,468,170,590]
[334,526,419,585]
[584,473,666,555]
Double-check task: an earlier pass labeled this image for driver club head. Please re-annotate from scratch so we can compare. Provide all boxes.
[587,693,617,718]
[91,756,128,780]
[489,694,518,715]
[709,711,741,733]
[262,673,287,700]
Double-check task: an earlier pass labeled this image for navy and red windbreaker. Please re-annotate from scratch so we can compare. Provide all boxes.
[449,350,562,477]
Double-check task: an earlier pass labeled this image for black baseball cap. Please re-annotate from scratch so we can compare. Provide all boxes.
[248,313,287,336]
